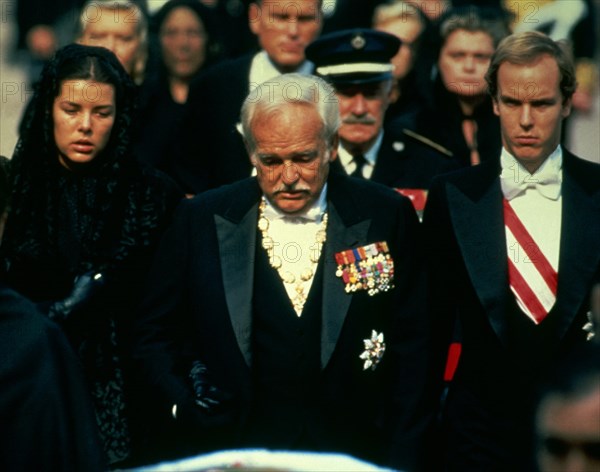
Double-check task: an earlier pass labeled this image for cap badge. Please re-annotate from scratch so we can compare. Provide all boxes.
[351,34,366,50]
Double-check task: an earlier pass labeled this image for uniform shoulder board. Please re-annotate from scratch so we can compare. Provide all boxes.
[402,128,453,158]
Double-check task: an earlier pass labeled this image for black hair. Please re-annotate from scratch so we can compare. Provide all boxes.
[0,156,9,215]
[2,44,160,276]
[152,0,223,70]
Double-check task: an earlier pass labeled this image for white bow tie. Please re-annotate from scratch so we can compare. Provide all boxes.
[500,168,561,201]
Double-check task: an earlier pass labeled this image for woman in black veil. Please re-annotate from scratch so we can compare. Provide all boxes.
[0,43,182,465]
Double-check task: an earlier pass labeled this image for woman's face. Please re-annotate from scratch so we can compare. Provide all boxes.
[79,7,142,76]
[438,29,494,99]
[160,6,207,80]
[53,79,116,170]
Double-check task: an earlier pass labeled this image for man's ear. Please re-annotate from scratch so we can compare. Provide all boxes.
[237,122,254,164]
[248,3,261,36]
[328,134,339,161]
[385,80,394,101]
[561,96,573,119]
[492,98,500,117]
[244,140,256,166]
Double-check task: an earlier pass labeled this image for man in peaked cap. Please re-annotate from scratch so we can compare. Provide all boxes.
[306,28,456,217]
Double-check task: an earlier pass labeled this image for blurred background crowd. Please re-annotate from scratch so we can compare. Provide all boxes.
[0,1,599,471]
[1,0,598,165]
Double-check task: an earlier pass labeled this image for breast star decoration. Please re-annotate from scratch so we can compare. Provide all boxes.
[359,330,386,371]
[583,311,596,341]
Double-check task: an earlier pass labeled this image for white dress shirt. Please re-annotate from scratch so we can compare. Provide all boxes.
[500,145,563,271]
[248,51,314,92]
[500,146,563,320]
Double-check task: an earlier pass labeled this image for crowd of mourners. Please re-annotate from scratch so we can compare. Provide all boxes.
[1,1,599,471]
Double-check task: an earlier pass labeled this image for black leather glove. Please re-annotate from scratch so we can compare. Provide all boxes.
[171,362,236,432]
[48,271,105,322]
[189,360,232,413]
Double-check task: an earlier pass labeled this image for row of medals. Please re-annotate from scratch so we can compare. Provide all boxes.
[335,244,395,296]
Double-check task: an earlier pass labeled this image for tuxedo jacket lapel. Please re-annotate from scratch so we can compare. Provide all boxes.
[446,162,509,344]
[215,181,261,367]
[321,176,371,368]
[446,153,600,345]
[554,153,600,338]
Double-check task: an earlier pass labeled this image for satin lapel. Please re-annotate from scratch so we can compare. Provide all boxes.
[215,202,258,367]
[447,177,509,344]
[554,166,600,339]
[321,198,371,369]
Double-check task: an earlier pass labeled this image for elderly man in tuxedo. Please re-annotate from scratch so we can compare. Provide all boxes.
[424,31,600,471]
[134,73,429,469]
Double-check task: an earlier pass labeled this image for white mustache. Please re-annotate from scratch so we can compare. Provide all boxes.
[274,185,310,193]
[343,117,376,125]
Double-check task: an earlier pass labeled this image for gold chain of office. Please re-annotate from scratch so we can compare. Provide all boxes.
[258,199,328,315]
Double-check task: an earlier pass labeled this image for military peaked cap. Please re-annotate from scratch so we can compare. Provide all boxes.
[306,28,401,84]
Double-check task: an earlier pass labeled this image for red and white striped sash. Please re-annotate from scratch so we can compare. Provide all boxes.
[503,199,557,324]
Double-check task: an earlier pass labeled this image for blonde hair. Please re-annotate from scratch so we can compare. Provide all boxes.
[485,31,576,101]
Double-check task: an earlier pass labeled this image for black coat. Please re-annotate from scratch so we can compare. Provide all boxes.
[0,283,105,472]
[133,172,430,469]
[174,54,255,193]
[135,78,186,176]
[332,129,457,190]
[1,166,183,464]
[409,77,502,168]
[423,151,600,470]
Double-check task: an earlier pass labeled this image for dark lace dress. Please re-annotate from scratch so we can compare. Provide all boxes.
[1,165,182,464]
[0,44,183,464]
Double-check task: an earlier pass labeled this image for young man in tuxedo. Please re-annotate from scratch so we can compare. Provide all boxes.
[424,31,600,471]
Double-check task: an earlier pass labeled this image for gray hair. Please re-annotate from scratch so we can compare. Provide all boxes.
[240,73,340,154]
[77,0,148,84]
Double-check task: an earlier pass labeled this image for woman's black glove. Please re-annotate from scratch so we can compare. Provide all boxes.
[48,271,105,322]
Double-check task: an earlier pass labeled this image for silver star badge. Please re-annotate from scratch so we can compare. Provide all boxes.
[359,330,385,370]
[583,311,595,341]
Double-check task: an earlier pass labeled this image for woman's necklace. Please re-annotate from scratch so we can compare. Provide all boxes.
[258,199,328,315]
